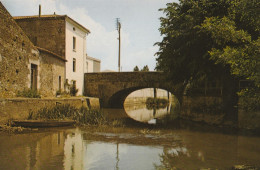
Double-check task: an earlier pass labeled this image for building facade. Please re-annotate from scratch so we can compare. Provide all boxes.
[14,14,90,95]
[85,55,101,73]
[0,2,66,98]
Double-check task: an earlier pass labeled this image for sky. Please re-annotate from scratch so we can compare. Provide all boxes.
[2,0,177,71]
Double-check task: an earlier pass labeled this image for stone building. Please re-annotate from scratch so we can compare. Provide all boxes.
[0,2,66,98]
[37,47,66,96]
[85,55,101,73]
[14,11,90,95]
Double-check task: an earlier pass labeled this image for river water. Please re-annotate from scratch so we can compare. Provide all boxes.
[0,96,260,169]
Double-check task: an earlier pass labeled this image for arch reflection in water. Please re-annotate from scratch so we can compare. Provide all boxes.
[124,88,179,124]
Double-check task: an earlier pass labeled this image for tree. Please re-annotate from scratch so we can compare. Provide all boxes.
[155,0,259,101]
[141,65,149,72]
[133,66,139,71]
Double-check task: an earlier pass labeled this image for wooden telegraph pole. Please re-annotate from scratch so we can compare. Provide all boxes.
[116,18,121,72]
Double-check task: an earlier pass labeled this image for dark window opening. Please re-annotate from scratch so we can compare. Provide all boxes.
[73,37,76,50]
[73,58,76,72]
[59,76,61,91]
[31,64,38,90]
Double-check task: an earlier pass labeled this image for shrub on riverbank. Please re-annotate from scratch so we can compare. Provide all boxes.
[17,88,41,98]
[146,97,169,110]
[28,104,107,125]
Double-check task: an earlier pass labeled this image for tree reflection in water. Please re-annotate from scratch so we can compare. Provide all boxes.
[155,145,206,170]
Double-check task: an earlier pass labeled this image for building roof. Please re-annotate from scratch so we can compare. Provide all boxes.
[36,46,67,62]
[14,14,90,33]
[86,55,101,62]
[102,69,116,72]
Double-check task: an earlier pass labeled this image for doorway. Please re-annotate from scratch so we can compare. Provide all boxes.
[31,64,38,90]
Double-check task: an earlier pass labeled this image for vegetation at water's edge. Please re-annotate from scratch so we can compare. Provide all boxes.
[238,89,260,111]
[17,88,41,98]
[146,97,169,110]
[28,104,108,126]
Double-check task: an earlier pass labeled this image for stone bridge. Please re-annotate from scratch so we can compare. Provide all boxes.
[84,72,177,108]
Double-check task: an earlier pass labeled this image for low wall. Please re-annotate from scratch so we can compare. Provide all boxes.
[238,110,260,130]
[0,97,100,124]
[181,96,260,130]
[180,96,225,125]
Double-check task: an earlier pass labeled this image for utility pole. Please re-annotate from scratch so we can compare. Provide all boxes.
[116,18,121,72]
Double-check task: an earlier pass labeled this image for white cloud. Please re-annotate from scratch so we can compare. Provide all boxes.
[49,3,132,71]
[2,0,162,71]
[122,46,158,71]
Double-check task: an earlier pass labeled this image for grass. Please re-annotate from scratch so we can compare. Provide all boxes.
[17,88,41,98]
[28,104,108,126]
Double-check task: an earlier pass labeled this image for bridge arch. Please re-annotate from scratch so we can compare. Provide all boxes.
[84,72,179,108]
[108,87,173,108]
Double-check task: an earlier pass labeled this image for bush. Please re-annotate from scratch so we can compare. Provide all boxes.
[146,97,169,109]
[238,88,260,111]
[17,88,41,98]
[70,83,78,96]
[29,104,108,125]
[56,90,70,97]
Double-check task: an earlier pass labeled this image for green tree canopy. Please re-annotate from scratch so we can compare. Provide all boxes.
[155,0,259,97]
[133,66,139,71]
[141,65,149,72]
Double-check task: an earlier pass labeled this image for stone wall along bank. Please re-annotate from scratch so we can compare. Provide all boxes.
[0,97,100,124]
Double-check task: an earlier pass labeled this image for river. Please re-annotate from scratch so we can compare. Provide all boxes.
[0,92,260,169]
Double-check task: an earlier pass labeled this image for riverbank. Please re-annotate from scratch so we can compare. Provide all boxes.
[0,97,100,125]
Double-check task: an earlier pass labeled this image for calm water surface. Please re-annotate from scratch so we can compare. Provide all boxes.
[1,125,260,170]
[0,98,260,169]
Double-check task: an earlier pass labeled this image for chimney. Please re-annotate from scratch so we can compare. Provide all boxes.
[39,5,41,17]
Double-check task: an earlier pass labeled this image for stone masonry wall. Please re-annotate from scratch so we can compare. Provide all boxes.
[39,51,65,97]
[0,2,40,98]
[15,17,66,58]
[180,96,225,125]
[84,72,177,107]
[0,97,100,124]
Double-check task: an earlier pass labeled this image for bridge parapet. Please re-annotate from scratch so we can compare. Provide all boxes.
[84,72,174,108]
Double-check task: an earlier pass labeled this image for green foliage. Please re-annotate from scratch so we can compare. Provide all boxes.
[238,88,260,111]
[111,119,125,127]
[141,65,149,72]
[29,104,108,125]
[56,90,61,96]
[155,0,260,98]
[17,88,41,98]
[70,83,78,96]
[56,90,70,97]
[146,97,169,110]
[133,66,139,71]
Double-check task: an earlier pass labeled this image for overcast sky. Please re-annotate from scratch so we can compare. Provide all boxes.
[2,0,176,71]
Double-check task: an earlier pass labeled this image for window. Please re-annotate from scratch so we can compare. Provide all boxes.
[58,76,61,91]
[73,58,76,72]
[73,36,76,51]
[31,64,38,90]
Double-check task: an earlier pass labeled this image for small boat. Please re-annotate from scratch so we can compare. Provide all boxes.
[12,120,76,128]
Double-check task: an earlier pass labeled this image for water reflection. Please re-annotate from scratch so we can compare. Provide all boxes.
[0,127,260,169]
[124,96,178,124]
